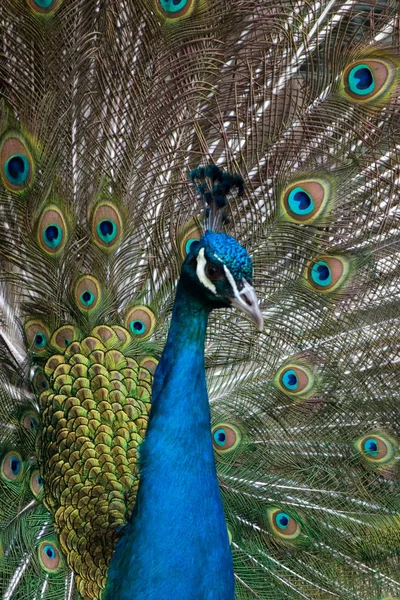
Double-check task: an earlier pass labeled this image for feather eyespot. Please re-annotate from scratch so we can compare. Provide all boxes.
[74,276,101,312]
[125,306,156,339]
[282,180,331,223]
[268,508,301,540]
[139,357,159,375]
[180,226,202,259]
[112,325,132,348]
[50,325,80,352]
[27,0,63,15]
[22,412,40,432]
[92,202,123,251]
[0,133,35,193]
[37,205,68,255]
[211,424,241,453]
[342,58,396,103]
[30,470,44,497]
[306,256,349,292]
[1,451,23,482]
[275,364,314,398]
[38,540,61,572]
[25,320,50,353]
[156,0,195,20]
[32,369,49,394]
[355,433,395,465]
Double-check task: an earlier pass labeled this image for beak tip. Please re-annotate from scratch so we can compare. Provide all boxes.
[254,313,264,333]
[228,280,264,332]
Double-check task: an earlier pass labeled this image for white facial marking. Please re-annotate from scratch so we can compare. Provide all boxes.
[223,265,240,300]
[196,248,217,294]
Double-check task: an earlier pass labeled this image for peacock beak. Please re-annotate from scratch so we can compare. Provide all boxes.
[229,279,264,332]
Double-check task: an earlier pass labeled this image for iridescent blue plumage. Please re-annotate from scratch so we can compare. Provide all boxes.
[105,232,261,600]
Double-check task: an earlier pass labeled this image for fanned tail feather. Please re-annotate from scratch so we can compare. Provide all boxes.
[0,1,399,599]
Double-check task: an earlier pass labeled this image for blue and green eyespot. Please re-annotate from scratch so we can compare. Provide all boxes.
[92,202,123,251]
[156,0,196,20]
[288,187,313,215]
[1,451,23,482]
[35,332,47,348]
[0,133,35,193]
[281,179,331,224]
[342,58,396,103]
[180,225,202,259]
[211,423,241,453]
[97,220,117,243]
[50,325,81,352]
[131,320,146,335]
[276,364,314,398]
[5,154,29,185]
[30,470,44,497]
[38,540,62,572]
[310,261,332,287]
[125,306,156,339]
[268,507,301,540]
[355,433,395,466]
[74,276,101,312]
[24,320,50,353]
[81,290,95,307]
[22,412,40,432]
[348,64,374,96]
[37,205,68,255]
[281,369,298,390]
[27,0,63,15]
[44,224,62,247]
[306,255,349,293]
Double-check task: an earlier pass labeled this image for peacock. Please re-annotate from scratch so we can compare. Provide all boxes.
[0,0,399,599]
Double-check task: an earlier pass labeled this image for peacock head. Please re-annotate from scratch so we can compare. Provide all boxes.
[181,230,263,331]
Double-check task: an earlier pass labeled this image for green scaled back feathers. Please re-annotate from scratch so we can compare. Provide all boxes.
[0,1,400,600]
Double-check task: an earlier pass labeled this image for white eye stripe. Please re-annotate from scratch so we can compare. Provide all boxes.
[223,265,240,300]
[196,248,217,294]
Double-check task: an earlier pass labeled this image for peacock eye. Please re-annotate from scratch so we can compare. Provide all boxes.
[211,424,241,453]
[282,179,331,224]
[27,0,63,15]
[156,0,195,19]
[205,263,224,281]
[92,202,123,251]
[25,320,50,353]
[32,369,49,395]
[179,225,202,259]
[306,256,349,293]
[355,433,395,465]
[22,412,40,431]
[38,540,61,572]
[0,133,35,193]
[74,275,102,312]
[343,58,396,103]
[30,470,44,497]
[51,325,81,352]
[5,155,29,185]
[1,451,23,481]
[125,306,156,339]
[276,363,314,398]
[268,508,301,540]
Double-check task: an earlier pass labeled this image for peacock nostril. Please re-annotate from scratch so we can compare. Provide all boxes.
[241,293,253,307]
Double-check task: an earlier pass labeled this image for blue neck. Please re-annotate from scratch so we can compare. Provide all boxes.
[105,280,234,600]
